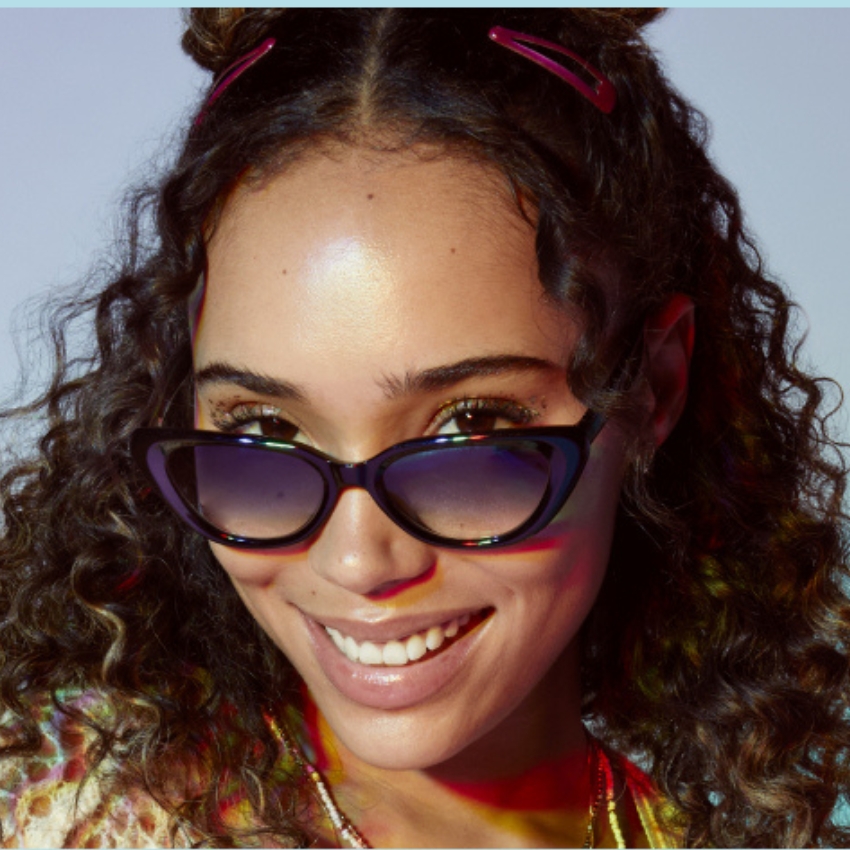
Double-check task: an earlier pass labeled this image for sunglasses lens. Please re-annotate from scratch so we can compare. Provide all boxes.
[383,441,564,541]
[167,444,326,541]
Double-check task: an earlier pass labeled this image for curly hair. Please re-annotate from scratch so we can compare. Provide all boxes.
[1,8,849,847]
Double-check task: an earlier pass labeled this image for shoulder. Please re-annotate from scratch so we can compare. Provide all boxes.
[0,690,192,848]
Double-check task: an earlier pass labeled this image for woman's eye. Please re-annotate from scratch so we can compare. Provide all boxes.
[439,409,501,434]
[211,403,301,441]
[432,399,536,435]
[234,417,300,440]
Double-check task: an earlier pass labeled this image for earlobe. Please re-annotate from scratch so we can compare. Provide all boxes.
[642,293,696,447]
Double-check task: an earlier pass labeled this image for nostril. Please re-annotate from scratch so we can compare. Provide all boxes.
[365,562,437,601]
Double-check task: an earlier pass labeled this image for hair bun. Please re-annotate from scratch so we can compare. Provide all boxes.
[565,8,666,43]
[181,8,286,75]
[181,8,666,76]
[607,8,666,29]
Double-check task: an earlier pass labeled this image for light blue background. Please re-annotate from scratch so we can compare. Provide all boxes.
[0,10,847,450]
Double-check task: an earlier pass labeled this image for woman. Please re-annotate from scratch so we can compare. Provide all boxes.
[1,9,848,847]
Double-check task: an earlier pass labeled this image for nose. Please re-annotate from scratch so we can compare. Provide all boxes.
[308,487,437,597]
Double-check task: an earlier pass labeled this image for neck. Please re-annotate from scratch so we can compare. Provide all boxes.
[291,646,596,847]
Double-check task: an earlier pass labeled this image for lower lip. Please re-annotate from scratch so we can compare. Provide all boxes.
[302,613,486,711]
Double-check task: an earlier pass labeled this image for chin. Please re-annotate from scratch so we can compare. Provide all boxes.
[318,693,483,771]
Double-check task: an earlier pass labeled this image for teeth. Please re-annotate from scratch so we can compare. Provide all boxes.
[327,627,345,653]
[406,634,427,662]
[382,641,407,666]
[425,626,445,651]
[324,614,479,667]
[344,636,360,663]
[359,641,383,665]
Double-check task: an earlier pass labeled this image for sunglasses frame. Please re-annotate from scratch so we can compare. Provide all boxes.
[131,410,605,551]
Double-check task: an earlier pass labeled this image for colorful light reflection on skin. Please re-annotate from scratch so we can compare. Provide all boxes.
[190,146,692,846]
[292,686,651,847]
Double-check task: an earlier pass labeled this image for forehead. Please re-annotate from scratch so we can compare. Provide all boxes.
[197,149,576,387]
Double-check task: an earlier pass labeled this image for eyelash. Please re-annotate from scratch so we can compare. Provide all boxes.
[428,397,539,433]
[210,403,292,434]
[208,396,540,438]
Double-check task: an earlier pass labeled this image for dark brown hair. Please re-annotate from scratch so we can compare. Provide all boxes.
[1,9,848,846]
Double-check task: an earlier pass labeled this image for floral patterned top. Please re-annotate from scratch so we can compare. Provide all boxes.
[0,692,187,848]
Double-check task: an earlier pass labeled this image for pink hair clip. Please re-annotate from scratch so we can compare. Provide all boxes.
[194,37,276,127]
[488,26,616,114]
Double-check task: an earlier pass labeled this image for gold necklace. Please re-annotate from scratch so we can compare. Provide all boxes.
[268,714,624,849]
[584,738,627,849]
[266,713,369,848]
[298,754,370,848]
[582,737,606,848]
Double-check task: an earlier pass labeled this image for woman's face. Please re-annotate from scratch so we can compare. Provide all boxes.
[194,148,629,771]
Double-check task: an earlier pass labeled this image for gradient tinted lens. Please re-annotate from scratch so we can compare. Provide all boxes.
[382,441,558,540]
[168,443,326,540]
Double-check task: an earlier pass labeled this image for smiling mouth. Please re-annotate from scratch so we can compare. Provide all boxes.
[323,609,492,667]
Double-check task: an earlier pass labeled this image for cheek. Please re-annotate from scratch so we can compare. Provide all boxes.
[511,437,626,640]
[209,545,313,658]
[511,534,611,653]
[207,543,307,636]
[207,546,268,629]
[210,543,279,586]
[209,540,314,586]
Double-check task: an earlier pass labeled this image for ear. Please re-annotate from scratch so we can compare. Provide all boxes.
[642,294,695,447]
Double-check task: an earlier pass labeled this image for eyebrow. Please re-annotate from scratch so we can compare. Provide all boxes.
[379,355,562,398]
[195,354,561,404]
[195,362,308,404]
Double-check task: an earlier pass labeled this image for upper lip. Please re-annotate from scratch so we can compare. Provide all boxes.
[300,607,488,643]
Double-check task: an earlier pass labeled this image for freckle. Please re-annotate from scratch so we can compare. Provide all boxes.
[450,247,456,254]
[367,193,374,200]
[282,268,287,275]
